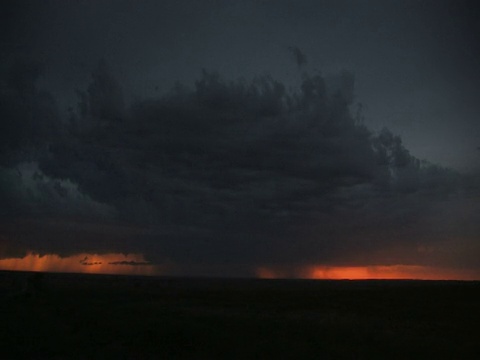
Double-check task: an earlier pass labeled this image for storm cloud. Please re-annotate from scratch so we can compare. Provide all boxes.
[1,0,479,277]
[1,57,476,276]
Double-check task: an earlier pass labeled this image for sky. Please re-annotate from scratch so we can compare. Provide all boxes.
[1,0,479,279]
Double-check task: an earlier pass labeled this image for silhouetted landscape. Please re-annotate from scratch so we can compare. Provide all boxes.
[1,270,479,359]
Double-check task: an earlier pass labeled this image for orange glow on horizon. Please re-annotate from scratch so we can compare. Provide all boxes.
[256,265,480,281]
[0,252,161,276]
[2,253,478,280]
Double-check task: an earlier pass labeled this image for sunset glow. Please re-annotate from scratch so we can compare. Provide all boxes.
[0,252,161,276]
[256,265,480,281]
[1,253,479,280]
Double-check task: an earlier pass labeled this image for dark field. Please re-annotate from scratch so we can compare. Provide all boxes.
[1,271,479,359]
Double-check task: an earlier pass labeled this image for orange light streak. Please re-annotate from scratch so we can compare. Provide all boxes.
[0,252,161,276]
[256,265,480,281]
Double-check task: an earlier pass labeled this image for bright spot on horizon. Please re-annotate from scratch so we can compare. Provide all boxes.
[256,265,480,281]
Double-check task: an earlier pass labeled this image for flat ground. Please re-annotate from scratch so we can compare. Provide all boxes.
[1,271,479,359]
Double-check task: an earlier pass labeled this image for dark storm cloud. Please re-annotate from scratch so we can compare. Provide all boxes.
[0,60,117,227]
[2,57,474,274]
[1,0,479,276]
[3,0,479,170]
[0,60,61,166]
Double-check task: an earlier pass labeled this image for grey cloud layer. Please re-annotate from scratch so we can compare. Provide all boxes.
[0,60,477,273]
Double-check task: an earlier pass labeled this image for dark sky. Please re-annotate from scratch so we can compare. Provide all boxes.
[1,0,479,277]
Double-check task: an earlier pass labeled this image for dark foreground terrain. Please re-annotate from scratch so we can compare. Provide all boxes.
[1,271,479,359]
